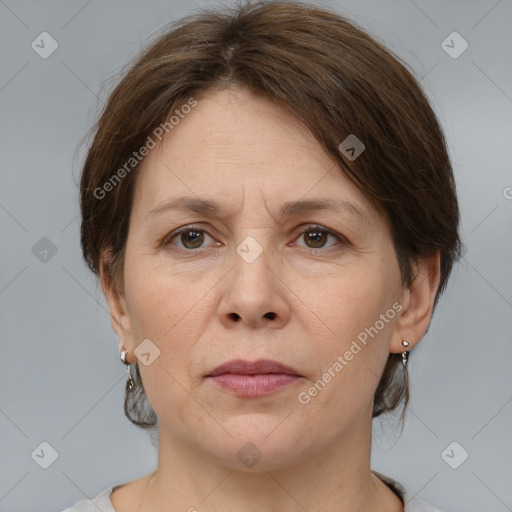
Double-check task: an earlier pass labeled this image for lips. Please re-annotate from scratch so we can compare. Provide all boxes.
[207,359,302,377]
[206,359,304,397]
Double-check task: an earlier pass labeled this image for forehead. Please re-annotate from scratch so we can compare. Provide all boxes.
[132,87,374,222]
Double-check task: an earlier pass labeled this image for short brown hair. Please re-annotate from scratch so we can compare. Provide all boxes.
[80,0,462,430]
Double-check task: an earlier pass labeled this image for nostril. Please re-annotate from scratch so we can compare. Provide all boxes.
[229,312,241,321]
[264,312,276,320]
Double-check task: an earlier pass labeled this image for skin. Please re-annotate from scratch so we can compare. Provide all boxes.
[101,86,441,512]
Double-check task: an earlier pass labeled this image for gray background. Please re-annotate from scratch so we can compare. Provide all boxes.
[1,1,511,511]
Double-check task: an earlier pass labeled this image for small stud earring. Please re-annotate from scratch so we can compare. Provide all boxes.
[401,340,410,368]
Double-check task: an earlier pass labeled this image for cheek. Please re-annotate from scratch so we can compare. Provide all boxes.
[297,261,399,409]
[123,247,231,375]
[124,247,210,336]
[126,269,207,428]
[315,261,395,338]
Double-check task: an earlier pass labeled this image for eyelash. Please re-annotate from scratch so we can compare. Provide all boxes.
[161,224,348,252]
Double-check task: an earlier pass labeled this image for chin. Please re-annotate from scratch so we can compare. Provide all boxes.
[198,420,311,472]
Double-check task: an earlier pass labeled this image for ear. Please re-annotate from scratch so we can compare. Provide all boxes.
[100,249,136,364]
[390,251,441,353]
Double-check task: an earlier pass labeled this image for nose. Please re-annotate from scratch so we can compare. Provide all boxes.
[217,245,291,330]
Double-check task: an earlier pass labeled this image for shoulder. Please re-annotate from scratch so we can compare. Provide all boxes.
[373,471,444,512]
[57,485,116,512]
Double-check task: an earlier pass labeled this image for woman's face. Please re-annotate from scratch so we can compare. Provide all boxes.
[108,87,410,469]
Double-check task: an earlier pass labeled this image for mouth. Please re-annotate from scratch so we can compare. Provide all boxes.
[206,359,303,377]
[205,359,304,397]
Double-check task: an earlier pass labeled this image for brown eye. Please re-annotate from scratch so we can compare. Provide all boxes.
[303,229,329,248]
[163,226,216,250]
[295,225,344,250]
[179,230,205,249]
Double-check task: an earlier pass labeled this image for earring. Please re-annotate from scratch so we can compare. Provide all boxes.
[401,340,410,368]
[120,347,135,391]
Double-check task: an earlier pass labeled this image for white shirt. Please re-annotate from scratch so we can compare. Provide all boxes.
[59,472,442,511]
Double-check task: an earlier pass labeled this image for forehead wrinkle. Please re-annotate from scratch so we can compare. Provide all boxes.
[145,194,370,228]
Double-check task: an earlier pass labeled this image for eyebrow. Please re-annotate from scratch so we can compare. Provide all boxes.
[145,196,370,225]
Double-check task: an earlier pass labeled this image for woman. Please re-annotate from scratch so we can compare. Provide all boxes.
[62,1,461,510]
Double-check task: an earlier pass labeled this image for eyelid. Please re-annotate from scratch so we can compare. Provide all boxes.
[161,223,348,250]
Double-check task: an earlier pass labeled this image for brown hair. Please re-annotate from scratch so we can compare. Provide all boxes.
[80,0,462,431]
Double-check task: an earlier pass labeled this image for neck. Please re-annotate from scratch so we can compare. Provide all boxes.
[139,411,401,512]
